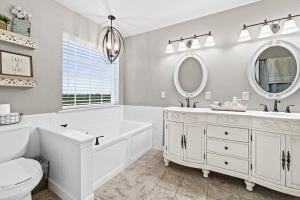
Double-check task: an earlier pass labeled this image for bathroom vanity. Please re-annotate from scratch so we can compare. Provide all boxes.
[163,107,300,197]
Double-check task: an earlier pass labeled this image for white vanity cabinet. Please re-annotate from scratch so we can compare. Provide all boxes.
[165,121,205,166]
[252,131,285,186]
[286,135,300,190]
[163,107,300,197]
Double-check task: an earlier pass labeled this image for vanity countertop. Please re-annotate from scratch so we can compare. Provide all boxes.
[164,107,300,120]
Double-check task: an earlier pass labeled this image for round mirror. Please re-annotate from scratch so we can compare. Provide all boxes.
[248,40,300,99]
[174,55,208,98]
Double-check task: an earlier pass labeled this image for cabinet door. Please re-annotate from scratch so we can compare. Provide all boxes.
[286,135,300,189]
[166,121,184,160]
[252,131,285,185]
[184,123,204,163]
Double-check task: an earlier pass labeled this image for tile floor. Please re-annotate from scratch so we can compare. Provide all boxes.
[33,149,300,200]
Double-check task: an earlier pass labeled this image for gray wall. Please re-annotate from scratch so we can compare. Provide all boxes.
[123,0,300,112]
[0,0,100,114]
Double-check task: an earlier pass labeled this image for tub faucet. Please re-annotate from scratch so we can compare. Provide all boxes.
[95,136,104,146]
[186,98,190,108]
[273,100,281,112]
[60,124,68,128]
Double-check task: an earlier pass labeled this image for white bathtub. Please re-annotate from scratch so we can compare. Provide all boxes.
[92,120,152,189]
[38,108,153,200]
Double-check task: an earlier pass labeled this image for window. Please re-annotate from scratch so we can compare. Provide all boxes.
[62,34,119,109]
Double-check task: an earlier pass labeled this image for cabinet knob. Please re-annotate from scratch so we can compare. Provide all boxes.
[224,146,228,150]
[224,161,228,165]
[225,131,229,135]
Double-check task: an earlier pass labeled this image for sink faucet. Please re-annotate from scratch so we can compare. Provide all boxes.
[273,100,281,112]
[186,98,190,108]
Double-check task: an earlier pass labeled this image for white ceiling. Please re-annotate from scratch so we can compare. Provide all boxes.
[55,0,260,37]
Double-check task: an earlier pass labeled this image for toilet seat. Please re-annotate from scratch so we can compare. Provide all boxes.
[0,158,42,200]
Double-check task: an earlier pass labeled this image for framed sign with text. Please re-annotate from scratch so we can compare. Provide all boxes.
[0,50,33,77]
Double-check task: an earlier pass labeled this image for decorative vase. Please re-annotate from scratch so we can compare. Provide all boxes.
[0,20,7,30]
[12,18,31,36]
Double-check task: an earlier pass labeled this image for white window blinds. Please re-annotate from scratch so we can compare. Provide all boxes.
[62,34,119,108]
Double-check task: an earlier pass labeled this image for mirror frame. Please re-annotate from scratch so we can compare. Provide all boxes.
[247,40,300,99]
[174,54,208,98]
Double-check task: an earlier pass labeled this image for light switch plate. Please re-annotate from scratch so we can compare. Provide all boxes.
[242,92,250,101]
[205,91,211,100]
[161,91,166,99]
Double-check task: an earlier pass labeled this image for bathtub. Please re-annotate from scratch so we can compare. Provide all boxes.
[38,112,152,200]
[91,120,152,189]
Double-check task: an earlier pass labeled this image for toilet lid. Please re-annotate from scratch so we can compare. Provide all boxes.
[0,158,41,189]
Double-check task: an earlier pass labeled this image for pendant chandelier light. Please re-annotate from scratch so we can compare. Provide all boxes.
[97,15,124,64]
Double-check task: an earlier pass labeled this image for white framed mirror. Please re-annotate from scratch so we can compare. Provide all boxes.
[174,54,208,98]
[247,40,300,99]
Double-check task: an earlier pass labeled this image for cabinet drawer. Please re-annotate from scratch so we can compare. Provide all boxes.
[207,125,249,142]
[207,139,249,159]
[207,153,249,174]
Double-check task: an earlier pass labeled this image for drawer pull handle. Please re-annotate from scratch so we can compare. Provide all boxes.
[224,146,228,150]
[224,161,228,165]
[225,132,229,135]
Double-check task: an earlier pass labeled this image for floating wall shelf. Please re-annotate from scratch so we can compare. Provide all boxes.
[0,29,38,49]
[0,75,37,88]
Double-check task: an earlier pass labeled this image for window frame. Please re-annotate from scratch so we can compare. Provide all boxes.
[62,33,119,110]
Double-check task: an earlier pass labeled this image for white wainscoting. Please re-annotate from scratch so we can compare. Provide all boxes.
[123,105,164,150]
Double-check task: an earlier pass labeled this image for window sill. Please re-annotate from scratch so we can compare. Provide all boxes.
[59,104,121,113]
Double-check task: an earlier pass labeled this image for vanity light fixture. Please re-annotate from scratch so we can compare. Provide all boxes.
[258,20,273,38]
[191,36,201,49]
[204,31,215,47]
[238,14,300,42]
[165,31,215,54]
[282,14,299,34]
[178,38,187,52]
[165,40,174,54]
[239,25,252,42]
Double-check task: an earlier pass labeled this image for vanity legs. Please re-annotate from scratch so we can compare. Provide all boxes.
[244,180,255,191]
[164,158,170,167]
[202,169,210,178]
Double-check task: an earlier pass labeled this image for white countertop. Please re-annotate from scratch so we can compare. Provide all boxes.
[164,107,300,120]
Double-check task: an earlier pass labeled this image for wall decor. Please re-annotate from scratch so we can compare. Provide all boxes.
[11,7,32,36]
[165,31,215,54]
[0,50,33,77]
[239,14,300,42]
[0,14,11,30]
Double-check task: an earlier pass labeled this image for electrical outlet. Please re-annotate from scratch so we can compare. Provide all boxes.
[242,92,250,101]
[205,91,211,100]
[161,91,166,99]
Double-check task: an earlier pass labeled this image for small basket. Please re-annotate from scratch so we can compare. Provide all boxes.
[0,113,23,126]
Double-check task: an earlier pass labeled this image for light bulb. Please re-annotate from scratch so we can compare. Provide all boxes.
[238,25,251,42]
[106,41,112,50]
[178,39,186,51]
[205,32,215,47]
[165,41,174,54]
[258,21,273,38]
[282,15,298,34]
[191,37,201,49]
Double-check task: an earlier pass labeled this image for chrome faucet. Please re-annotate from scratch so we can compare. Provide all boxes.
[186,98,190,108]
[273,100,281,112]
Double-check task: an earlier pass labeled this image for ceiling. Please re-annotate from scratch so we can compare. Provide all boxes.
[55,0,261,37]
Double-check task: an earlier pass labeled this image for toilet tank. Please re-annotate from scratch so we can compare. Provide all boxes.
[0,123,31,163]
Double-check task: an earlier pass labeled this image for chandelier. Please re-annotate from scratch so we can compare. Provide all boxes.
[97,15,124,64]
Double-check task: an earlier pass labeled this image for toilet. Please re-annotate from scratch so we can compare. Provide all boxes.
[0,123,43,200]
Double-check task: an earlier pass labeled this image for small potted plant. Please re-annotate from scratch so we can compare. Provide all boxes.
[0,14,11,30]
[11,7,32,36]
